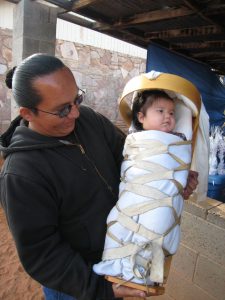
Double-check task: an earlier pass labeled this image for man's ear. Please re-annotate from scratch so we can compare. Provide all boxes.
[137,111,144,124]
[19,107,35,122]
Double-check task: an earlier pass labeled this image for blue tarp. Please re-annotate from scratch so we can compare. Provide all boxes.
[146,44,225,127]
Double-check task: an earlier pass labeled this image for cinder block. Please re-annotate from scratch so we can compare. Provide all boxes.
[24,21,56,42]
[23,0,56,39]
[39,41,56,56]
[39,23,56,42]
[181,211,225,267]
[184,196,221,219]
[207,203,225,229]
[23,37,39,57]
[13,0,57,62]
[165,269,217,300]
[194,254,225,300]
[171,243,198,280]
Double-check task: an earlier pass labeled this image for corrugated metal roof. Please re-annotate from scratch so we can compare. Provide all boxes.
[11,0,223,74]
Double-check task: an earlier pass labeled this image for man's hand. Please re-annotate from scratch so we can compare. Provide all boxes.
[112,283,147,298]
[182,170,199,200]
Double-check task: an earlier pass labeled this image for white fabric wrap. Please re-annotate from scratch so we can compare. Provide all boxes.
[93,130,192,284]
[144,71,209,201]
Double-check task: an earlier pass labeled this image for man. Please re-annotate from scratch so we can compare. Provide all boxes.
[0,54,198,299]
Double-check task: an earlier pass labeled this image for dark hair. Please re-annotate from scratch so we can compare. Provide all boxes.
[5,66,17,89]
[5,54,66,109]
[132,89,173,131]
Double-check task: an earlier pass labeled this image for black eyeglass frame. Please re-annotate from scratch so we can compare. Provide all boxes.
[33,88,85,118]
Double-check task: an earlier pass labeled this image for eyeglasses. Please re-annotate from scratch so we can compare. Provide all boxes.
[34,89,85,118]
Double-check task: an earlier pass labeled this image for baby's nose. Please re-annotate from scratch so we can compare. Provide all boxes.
[165,112,171,118]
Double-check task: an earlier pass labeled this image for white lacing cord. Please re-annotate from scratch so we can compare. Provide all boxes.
[103,138,191,283]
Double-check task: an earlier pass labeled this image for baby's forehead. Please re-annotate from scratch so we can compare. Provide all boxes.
[150,97,175,107]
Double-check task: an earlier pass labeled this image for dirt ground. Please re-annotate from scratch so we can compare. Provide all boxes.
[0,208,43,300]
[0,206,144,300]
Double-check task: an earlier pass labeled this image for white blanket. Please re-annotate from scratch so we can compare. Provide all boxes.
[93,130,192,284]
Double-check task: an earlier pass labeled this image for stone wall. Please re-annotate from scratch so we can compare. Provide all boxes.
[0,28,146,135]
[55,39,145,128]
[0,28,12,134]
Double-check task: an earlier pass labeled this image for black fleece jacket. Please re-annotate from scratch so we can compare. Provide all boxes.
[0,105,125,299]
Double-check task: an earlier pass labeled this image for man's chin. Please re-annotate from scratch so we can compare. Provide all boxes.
[59,125,75,136]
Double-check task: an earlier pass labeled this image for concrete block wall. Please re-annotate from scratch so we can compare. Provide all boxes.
[125,197,225,300]
[149,195,225,300]
[12,0,57,64]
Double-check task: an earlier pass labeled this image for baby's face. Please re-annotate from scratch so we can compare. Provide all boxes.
[138,98,175,132]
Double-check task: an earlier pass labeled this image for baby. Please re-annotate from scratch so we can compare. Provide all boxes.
[131,89,186,140]
[93,89,192,287]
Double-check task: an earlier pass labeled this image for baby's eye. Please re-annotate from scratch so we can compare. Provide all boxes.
[170,112,174,116]
[157,109,163,113]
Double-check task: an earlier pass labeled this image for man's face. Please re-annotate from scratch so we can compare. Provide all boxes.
[29,67,80,137]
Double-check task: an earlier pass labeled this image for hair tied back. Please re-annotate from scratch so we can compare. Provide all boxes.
[5,66,17,89]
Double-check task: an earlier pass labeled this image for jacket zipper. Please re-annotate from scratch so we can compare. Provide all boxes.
[76,142,115,198]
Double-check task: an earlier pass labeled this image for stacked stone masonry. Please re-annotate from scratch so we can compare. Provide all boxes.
[0,27,146,134]
[0,28,12,134]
